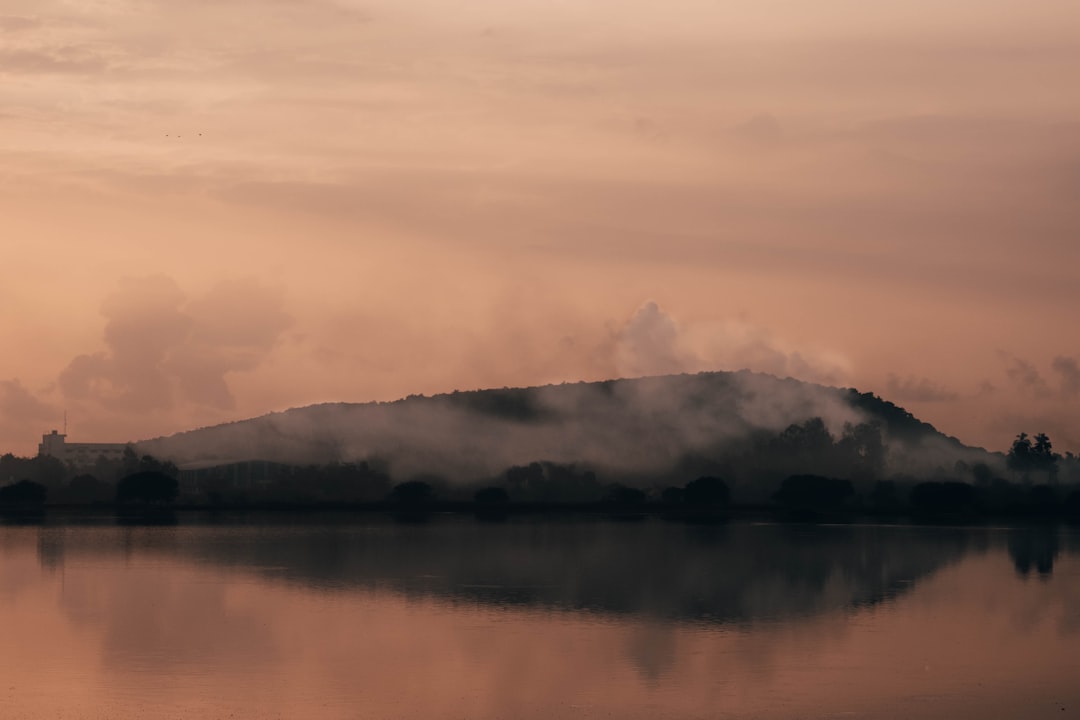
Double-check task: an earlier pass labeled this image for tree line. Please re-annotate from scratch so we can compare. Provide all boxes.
[0,425,1078,522]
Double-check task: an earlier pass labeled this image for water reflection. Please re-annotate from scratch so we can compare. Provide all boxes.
[30,519,981,624]
[1007,526,1061,578]
[1,520,1078,720]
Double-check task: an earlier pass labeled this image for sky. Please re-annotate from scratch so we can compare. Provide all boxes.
[1,0,1079,456]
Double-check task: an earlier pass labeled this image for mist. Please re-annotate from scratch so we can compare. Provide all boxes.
[138,368,998,492]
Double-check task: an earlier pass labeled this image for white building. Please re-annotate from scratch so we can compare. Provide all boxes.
[38,430,128,467]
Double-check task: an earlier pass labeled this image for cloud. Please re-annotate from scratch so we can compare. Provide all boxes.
[1051,356,1080,397]
[614,301,849,385]
[0,379,59,426]
[59,275,291,415]
[1003,355,1050,397]
[732,113,782,145]
[885,374,958,403]
[0,16,40,32]
[0,379,60,451]
[965,354,1080,453]
[614,301,687,378]
[0,48,110,75]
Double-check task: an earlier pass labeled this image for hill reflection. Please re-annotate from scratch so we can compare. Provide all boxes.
[34,519,985,625]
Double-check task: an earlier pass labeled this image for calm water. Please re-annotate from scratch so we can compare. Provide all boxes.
[1,516,1078,719]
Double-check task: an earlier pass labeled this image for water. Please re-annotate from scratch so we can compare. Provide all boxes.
[1,516,1078,719]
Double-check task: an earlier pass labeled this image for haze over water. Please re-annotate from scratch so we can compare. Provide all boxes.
[1,518,1077,719]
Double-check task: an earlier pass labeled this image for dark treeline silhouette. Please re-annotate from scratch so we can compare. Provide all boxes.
[116,471,178,506]
[2,424,1079,524]
[773,474,855,519]
[0,479,48,508]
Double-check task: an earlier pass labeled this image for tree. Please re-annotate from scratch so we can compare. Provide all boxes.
[683,476,730,506]
[774,475,853,513]
[971,462,994,486]
[389,480,433,506]
[661,486,685,504]
[67,474,108,504]
[119,448,178,481]
[1064,490,1080,519]
[474,486,509,504]
[0,479,48,507]
[32,455,67,489]
[604,484,647,505]
[473,485,510,521]
[1007,433,1034,477]
[120,446,141,478]
[837,422,886,480]
[1032,433,1060,483]
[870,480,899,511]
[771,418,835,458]
[506,463,544,492]
[1009,432,1060,483]
[910,481,978,516]
[116,471,178,505]
[1027,485,1058,514]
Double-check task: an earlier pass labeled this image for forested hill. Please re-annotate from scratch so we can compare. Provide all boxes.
[138,371,996,491]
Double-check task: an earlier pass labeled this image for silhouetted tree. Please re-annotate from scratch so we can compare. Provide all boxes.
[93,453,121,483]
[116,471,178,505]
[503,462,602,503]
[661,486,685,504]
[118,448,177,480]
[769,418,835,462]
[683,476,730,506]
[0,479,47,506]
[474,486,509,504]
[37,456,68,487]
[869,480,900,512]
[604,484,647,505]
[774,475,854,513]
[1065,490,1080,521]
[506,462,544,493]
[140,454,178,477]
[1008,432,1060,484]
[836,422,886,480]
[389,480,433,506]
[980,476,1024,514]
[971,462,994,486]
[1027,484,1058,515]
[0,453,29,486]
[120,446,141,478]
[473,485,510,521]
[310,461,392,501]
[909,481,978,516]
[67,474,109,504]
[1032,433,1060,483]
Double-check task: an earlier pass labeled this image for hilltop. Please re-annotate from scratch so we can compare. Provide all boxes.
[137,371,999,495]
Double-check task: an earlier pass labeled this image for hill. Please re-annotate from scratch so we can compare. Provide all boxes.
[137,371,1000,496]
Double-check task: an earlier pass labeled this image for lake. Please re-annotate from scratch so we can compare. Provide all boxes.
[1,516,1077,719]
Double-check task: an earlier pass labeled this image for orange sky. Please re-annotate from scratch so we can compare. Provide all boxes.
[2,0,1079,455]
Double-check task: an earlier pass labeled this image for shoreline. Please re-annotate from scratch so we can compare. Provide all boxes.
[2,502,1078,527]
